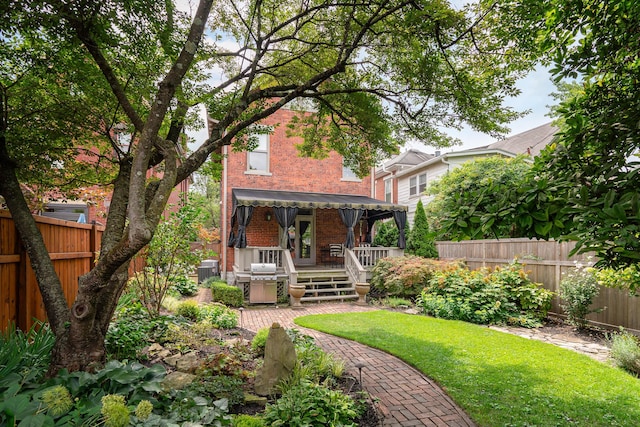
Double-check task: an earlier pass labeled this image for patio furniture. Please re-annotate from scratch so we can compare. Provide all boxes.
[328,243,344,267]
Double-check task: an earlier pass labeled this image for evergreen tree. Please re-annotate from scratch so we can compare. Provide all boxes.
[407,200,438,258]
[372,220,403,247]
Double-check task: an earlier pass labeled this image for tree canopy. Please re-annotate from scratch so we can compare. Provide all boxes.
[0,0,540,372]
[426,156,531,240]
[475,0,640,268]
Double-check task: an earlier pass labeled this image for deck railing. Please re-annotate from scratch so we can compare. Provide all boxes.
[344,249,367,283]
[234,246,285,271]
[353,246,403,268]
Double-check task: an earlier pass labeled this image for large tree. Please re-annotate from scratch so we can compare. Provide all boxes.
[0,0,539,372]
[478,0,640,268]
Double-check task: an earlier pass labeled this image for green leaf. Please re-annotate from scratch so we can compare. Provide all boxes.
[18,414,54,427]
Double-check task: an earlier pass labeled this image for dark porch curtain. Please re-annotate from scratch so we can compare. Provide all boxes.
[227,215,237,248]
[365,217,376,243]
[393,210,407,249]
[339,208,364,249]
[273,206,298,248]
[235,205,254,248]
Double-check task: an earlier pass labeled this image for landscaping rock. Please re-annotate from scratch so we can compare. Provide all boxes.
[243,393,268,406]
[162,371,197,391]
[254,322,296,396]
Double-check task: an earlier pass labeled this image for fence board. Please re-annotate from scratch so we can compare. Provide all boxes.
[437,238,640,333]
[0,210,104,332]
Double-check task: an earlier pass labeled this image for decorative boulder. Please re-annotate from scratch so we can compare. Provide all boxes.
[254,322,297,396]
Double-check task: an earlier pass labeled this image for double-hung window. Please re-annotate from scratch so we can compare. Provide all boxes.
[247,134,269,173]
[409,173,427,197]
[384,179,392,202]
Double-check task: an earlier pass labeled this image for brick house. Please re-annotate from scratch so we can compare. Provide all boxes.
[218,106,407,304]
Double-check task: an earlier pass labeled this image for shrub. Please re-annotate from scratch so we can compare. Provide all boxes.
[372,220,400,247]
[416,260,553,327]
[251,327,270,355]
[594,264,640,296]
[233,414,265,427]
[176,300,201,321]
[200,303,239,328]
[609,329,640,376]
[263,381,360,427]
[370,256,454,298]
[559,264,603,329]
[208,280,244,307]
[171,275,199,296]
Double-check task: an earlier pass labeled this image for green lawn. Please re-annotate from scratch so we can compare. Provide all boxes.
[295,311,640,427]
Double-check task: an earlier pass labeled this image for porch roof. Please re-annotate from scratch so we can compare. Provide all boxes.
[232,188,406,220]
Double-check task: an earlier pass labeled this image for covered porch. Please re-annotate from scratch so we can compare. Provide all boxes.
[226,189,407,304]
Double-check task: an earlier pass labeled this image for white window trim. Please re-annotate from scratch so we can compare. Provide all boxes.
[245,133,270,174]
[341,159,361,181]
[409,172,427,198]
[384,179,393,203]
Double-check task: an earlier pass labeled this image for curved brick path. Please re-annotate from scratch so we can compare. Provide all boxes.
[237,303,476,427]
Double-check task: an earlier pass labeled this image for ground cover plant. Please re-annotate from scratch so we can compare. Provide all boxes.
[1,286,378,426]
[295,310,640,427]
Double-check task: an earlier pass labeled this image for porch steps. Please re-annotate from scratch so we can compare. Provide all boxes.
[296,269,358,303]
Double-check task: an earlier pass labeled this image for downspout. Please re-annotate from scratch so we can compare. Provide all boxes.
[370,165,375,198]
[440,153,451,171]
[221,144,229,280]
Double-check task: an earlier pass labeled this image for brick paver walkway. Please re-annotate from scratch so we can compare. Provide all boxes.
[238,303,476,427]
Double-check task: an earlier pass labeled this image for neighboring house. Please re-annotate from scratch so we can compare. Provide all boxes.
[376,122,558,224]
[40,132,190,225]
[218,106,407,304]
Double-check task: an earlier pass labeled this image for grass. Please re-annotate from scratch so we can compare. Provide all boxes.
[295,311,640,427]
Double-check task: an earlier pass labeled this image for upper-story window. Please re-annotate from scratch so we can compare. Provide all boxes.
[247,134,269,173]
[384,179,392,203]
[342,160,359,180]
[409,172,427,197]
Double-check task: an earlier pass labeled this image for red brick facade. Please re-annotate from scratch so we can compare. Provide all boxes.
[221,107,375,273]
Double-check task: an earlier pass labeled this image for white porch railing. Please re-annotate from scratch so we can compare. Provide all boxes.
[344,249,367,283]
[353,246,404,268]
[234,246,285,270]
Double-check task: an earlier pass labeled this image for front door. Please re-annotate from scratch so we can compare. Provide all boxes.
[287,210,315,265]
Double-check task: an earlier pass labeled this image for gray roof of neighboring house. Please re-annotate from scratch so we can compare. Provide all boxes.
[377,148,434,175]
[464,122,558,157]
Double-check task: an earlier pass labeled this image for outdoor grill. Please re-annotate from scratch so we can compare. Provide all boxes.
[249,263,278,303]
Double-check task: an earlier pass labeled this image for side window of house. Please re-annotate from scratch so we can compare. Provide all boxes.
[418,173,427,193]
[409,173,427,197]
[385,179,392,202]
[342,159,359,180]
[247,134,269,173]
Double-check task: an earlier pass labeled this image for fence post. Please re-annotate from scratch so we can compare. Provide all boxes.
[90,221,99,267]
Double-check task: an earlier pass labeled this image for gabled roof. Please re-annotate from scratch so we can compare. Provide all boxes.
[381,122,559,180]
[464,122,558,157]
[377,149,434,176]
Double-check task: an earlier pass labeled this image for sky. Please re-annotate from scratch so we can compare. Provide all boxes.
[406,65,557,155]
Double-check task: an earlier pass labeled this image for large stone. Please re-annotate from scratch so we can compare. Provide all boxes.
[254,322,297,396]
[162,371,197,391]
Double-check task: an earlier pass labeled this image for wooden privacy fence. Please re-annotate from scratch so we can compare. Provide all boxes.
[437,238,640,332]
[0,210,104,332]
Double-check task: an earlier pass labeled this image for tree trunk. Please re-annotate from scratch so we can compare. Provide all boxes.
[48,269,129,374]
